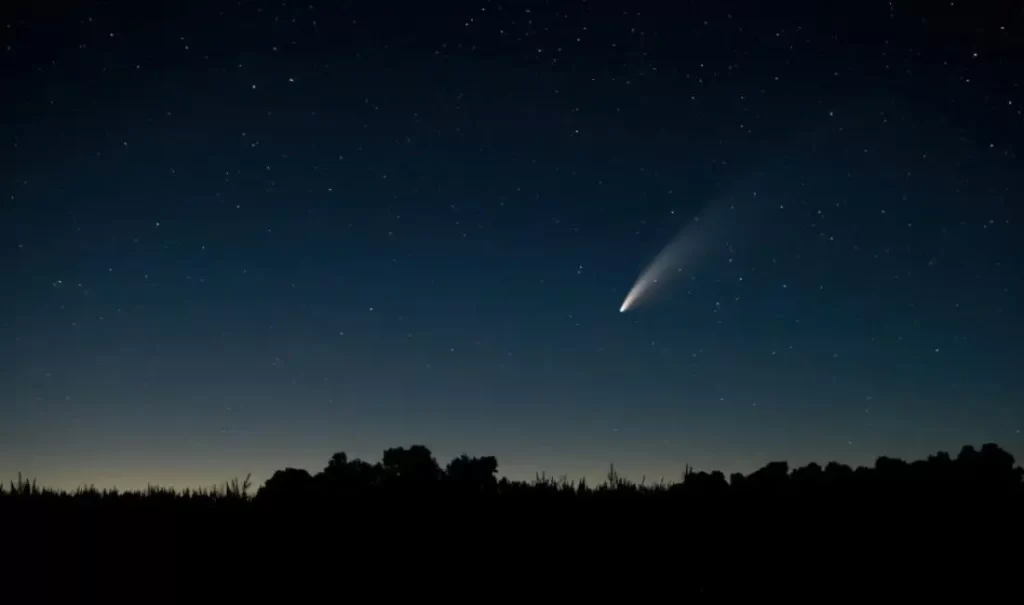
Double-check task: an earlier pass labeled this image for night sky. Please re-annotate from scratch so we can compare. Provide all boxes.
[4,1,1022,490]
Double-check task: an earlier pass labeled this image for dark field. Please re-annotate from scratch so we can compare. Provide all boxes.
[5,443,1021,598]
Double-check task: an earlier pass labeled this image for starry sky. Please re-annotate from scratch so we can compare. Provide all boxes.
[3,1,1022,490]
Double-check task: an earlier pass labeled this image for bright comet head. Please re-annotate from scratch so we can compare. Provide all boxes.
[619,283,643,313]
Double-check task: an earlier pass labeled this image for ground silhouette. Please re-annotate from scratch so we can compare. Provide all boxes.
[4,443,1022,598]
[4,442,1021,506]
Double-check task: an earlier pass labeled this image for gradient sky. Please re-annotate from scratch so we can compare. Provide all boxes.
[3,1,1022,490]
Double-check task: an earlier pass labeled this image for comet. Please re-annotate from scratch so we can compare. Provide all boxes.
[619,192,744,314]
[618,217,709,313]
[619,135,837,314]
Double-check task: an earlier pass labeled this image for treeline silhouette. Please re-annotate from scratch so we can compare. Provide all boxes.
[4,442,1021,506]
[5,443,1022,598]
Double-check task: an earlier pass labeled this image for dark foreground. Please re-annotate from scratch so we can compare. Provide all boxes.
[5,443,1022,598]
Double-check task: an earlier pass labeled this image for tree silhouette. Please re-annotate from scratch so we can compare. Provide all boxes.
[319,451,381,493]
[674,469,729,498]
[445,454,499,493]
[4,442,1022,508]
[744,460,789,494]
[256,467,314,503]
[381,445,441,484]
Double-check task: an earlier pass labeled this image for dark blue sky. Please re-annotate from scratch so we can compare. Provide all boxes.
[3,0,1022,489]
